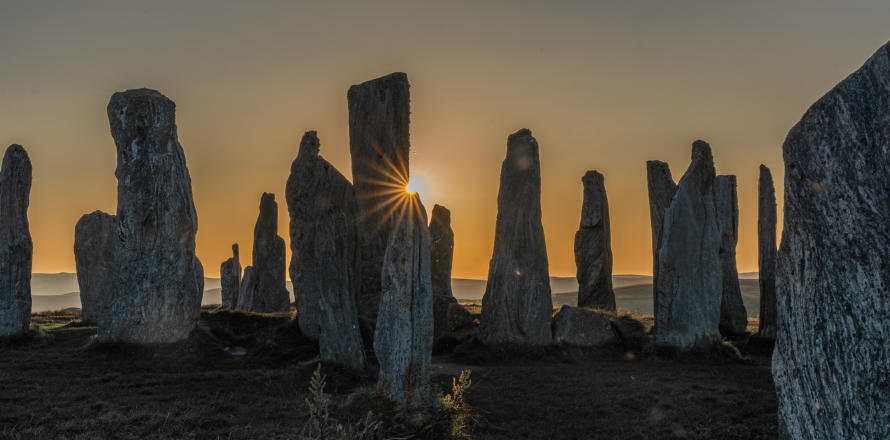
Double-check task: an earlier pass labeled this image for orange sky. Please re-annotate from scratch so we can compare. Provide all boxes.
[1,2,889,277]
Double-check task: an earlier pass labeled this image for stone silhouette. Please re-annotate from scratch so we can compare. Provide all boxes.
[347,72,411,324]
[74,211,116,324]
[715,175,747,337]
[219,244,241,309]
[238,193,290,313]
[429,204,459,339]
[286,131,366,370]
[574,170,616,310]
[654,141,722,349]
[773,41,890,440]
[757,165,777,338]
[374,194,433,404]
[646,160,677,333]
[480,129,553,346]
[0,145,32,337]
[99,89,204,343]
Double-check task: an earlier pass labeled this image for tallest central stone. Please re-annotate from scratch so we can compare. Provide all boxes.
[347,72,411,323]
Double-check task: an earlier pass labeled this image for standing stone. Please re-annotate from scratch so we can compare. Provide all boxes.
[773,42,890,440]
[348,72,411,324]
[574,170,616,310]
[374,194,433,404]
[757,165,777,338]
[654,141,722,349]
[219,244,241,309]
[480,129,553,346]
[286,131,365,370]
[646,160,677,332]
[715,175,747,337]
[74,211,116,324]
[429,204,460,339]
[0,145,32,337]
[99,89,204,343]
[238,193,290,313]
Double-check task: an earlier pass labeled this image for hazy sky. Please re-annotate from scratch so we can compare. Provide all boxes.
[1,1,888,277]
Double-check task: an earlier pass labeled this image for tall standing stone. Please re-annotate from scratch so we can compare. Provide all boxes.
[0,145,32,337]
[74,211,116,324]
[715,175,747,337]
[219,244,241,309]
[654,141,722,349]
[646,160,677,331]
[429,204,459,339]
[99,89,204,343]
[238,193,290,313]
[773,42,890,440]
[480,129,553,346]
[757,165,777,338]
[374,193,433,404]
[347,72,411,324]
[574,170,616,310]
[286,131,366,370]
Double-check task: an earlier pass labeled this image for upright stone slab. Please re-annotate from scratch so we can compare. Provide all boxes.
[347,72,411,323]
[74,211,116,324]
[99,89,204,343]
[773,42,890,440]
[219,244,241,309]
[757,165,777,338]
[646,160,677,331]
[374,194,433,404]
[480,129,553,346]
[574,170,616,310]
[238,193,290,313]
[0,145,32,337]
[429,204,459,339]
[715,175,747,337]
[286,131,365,370]
[653,141,722,349]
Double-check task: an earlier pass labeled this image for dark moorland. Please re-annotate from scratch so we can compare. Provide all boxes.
[0,309,778,440]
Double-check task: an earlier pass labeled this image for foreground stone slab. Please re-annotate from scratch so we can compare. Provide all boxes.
[219,244,241,309]
[715,175,747,337]
[757,165,777,338]
[653,141,722,349]
[238,193,290,313]
[480,129,553,346]
[374,193,433,404]
[99,89,203,343]
[286,131,365,370]
[74,211,116,324]
[552,306,617,348]
[0,145,32,337]
[773,41,890,440]
[574,170,615,310]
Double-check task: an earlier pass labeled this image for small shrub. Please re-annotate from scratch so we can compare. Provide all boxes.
[298,364,380,440]
[439,369,473,439]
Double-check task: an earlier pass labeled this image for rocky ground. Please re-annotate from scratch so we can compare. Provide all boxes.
[0,308,778,440]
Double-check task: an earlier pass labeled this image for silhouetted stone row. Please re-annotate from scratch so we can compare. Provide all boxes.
[574,170,615,311]
[74,211,116,324]
[220,244,241,309]
[773,41,890,440]
[715,175,747,337]
[238,193,290,313]
[757,165,777,338]
[0,144,32,337]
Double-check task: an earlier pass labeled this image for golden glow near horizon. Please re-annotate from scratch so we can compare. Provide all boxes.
[2,2,890,278]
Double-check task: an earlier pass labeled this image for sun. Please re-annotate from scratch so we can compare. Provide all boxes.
[405,179,421,195]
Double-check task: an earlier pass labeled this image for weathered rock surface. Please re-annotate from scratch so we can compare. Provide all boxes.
[574,170,615,310]
[429,204,458,339]
[654,141,722,349]
[219,244,241,309]
[0,145,32,337]
[715,175,747,337]
[646,160,677,332]
[551,306,617,348]
[773,42,890,440]
[99,89,204,343]
[480,129,553,346]
[348,72,411,324]
[757,165,777,338]
[74,211,116,324]
[286,131,365,370]
[238,193,290,313]
[374,194,433,404]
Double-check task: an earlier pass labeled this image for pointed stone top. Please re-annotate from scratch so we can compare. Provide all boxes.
[3,144,31,171]
[582,170,604,186]
[232,243,239,257]
[760,164,772,177]
[431,204,451,228]
[691,140,713,163]
[298,131,320,159]
[508,128,535,145]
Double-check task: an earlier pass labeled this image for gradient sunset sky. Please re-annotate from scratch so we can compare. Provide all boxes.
[2,1,889,277]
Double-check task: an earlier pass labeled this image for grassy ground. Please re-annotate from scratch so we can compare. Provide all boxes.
[0,308,777,439]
